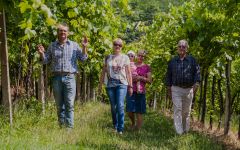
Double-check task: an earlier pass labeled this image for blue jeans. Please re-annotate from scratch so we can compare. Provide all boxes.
[52,74,76,128]
[106,85,127,132]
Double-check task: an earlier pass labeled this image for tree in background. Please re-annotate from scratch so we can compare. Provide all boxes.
[0,0,14,125]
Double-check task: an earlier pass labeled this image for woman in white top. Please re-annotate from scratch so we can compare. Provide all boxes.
[99,38,133,134]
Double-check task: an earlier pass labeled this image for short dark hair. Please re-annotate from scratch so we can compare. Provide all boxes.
[57,22,69,31]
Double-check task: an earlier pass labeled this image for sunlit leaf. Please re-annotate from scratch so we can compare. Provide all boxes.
[65,0,77,8]
[46,18,56,26]
[225,52,232,61]
[25,43,29,54]
[32,0,42,9]
[41,4,52,17]
[25,28,36,39]
[233,33,239,37]
[19,1,31,13]
[68,9,78,18]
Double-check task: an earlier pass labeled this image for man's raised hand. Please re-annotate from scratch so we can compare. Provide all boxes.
[82,36,88,48]
[37,44,45,55]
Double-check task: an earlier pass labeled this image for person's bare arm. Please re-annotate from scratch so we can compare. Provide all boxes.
[37,44,45,60]
[125,64,133,96]
[137,72,152,83]
[143,72,152,83]
[81,36,88,56]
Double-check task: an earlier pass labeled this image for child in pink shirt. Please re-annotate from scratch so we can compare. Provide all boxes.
[127,51,141,93]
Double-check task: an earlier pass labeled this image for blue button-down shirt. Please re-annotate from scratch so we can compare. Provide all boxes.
[42,39,88,73]
[166,55,200,87]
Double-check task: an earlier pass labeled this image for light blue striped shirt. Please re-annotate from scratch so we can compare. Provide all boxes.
[42,39,88,73]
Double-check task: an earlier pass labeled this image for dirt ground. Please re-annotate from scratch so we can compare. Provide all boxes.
[191,121,240,150]
[162,110,240,150]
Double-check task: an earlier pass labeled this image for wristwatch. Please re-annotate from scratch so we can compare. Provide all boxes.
[128,85,133,88]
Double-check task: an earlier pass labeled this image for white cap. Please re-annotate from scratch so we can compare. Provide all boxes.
[127,50,135,55]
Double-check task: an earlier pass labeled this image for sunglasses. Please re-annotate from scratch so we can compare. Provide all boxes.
[58,29,68,33]
[128,55,134,58]
[113,43,122,47]
[138,55,145,58]
[178,45,187,49]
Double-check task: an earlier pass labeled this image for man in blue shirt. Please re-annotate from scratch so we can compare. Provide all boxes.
[166,39,200,134]
[37,23,88,128]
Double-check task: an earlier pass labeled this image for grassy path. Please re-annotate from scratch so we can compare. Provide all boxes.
[0,102,224,150]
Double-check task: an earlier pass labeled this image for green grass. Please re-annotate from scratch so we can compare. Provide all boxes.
[0,101,224,150]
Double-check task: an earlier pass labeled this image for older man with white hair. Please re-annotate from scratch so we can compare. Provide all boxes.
[166,39,200,134]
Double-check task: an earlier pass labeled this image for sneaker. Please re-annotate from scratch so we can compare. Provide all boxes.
[118,131,123,135]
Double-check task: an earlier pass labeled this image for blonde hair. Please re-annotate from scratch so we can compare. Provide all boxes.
[137,49,147,56]
[113,38,123,45]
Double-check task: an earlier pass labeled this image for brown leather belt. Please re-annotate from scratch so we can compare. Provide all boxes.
[53,72,75,76]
